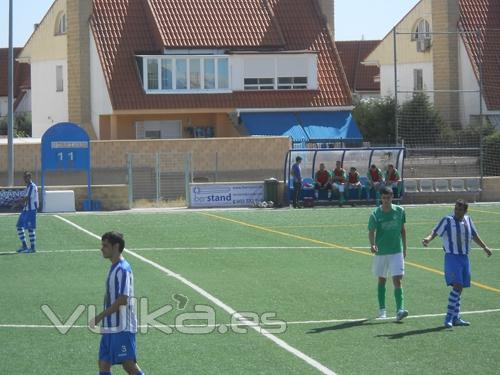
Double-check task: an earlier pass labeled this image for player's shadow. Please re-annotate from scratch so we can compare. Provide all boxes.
[0,252,18,256]
[376,325,449,339]
[307,319,387,333]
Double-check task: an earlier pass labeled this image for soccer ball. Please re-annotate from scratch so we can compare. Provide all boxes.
[261,201,268,208]
[267,201,274,208]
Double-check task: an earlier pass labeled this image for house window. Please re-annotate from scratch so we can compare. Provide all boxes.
[141,56,229,92]
[244,78,274,90]
[413,69,423,91]
[56,65,64,92]
[204,59,215,89]
[147,59,159,90]
[218,59,229,89]
[136,120,182,139]
[161,59,173,90]
[412,19,431,52]
[412,19,431,41]
[190,59,201,89]
[176,59,187,90]
[278,77,307,90]
[55,12,67,35]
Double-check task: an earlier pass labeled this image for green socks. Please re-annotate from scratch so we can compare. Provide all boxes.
[378,283,386,309]
[395,288,404,311]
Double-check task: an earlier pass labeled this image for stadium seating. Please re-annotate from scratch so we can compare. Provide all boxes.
[466,178,481,192]
[434,179,450,192]
[419,179,435,193]
[450,178,466,192]
[403,179,418,193]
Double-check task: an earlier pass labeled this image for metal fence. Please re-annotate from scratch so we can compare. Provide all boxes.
[391,27,500,180]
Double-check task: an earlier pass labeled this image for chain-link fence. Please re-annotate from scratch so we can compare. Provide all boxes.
[126,150,284,208]
[391,27,500,179]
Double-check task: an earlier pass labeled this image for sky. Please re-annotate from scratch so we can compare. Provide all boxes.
[0,0,420,48]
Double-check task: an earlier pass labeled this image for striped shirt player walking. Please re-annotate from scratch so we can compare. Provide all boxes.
[422,200,492,328]
[16,171,38,253]
[89,231,145,375]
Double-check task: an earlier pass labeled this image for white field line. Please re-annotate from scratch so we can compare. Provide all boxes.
[3,308,500,329]
[0,246,333,255]
[2,245,499,256]
[352,246,500,251]
[53,215,337,375]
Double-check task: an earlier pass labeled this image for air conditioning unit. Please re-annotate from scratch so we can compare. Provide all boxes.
[417,38,431,52]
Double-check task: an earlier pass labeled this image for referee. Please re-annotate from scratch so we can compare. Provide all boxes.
[422,199,492,328]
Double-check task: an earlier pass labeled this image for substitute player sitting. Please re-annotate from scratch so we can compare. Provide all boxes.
[314,163,332,200]
[367,164,384,202]
[385,164,401,193]
[347,167,362,204]
[332,161,347,206]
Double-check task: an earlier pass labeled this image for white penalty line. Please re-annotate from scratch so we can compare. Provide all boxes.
[3,308,500,330]
[53,215,337,375]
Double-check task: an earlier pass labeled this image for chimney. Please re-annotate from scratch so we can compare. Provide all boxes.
[316,0,335,40]
[66,0,96,138]
[431,0,460,127]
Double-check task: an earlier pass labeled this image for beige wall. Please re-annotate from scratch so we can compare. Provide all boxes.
[19,0,67,63]
[364,0,433,66]
[45,185,129,210]
[0,136,291,175]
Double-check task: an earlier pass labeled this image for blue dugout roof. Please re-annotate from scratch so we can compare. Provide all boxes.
[240,111,362,142]
[298,111,363,141]
[239,112,308,141]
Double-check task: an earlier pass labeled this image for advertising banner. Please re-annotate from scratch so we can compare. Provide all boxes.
[190,183,264,208]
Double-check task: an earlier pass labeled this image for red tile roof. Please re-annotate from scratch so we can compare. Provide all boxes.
[336,40,380,93]
[459,0,500,110]
[147,0,285,48]
[0,48,31,99]
[91,0,352,111]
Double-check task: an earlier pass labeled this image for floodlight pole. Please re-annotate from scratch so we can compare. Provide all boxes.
[7,0,15,186]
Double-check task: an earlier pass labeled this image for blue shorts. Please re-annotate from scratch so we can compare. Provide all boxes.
[16,210,37,230]
[444,253,471,288]
[99,332,137,365]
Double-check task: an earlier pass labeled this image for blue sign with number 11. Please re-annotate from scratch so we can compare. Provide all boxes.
[41,123,92,209]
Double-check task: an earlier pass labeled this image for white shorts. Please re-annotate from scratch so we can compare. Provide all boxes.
[372,252,405,278]
[333,182,345,192]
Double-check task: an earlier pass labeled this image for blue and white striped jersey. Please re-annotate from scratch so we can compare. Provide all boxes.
[432,214,478,255]
[23,181,38,211]
[103,259,137,333]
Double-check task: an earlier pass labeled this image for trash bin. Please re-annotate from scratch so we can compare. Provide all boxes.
[264,178,279,203]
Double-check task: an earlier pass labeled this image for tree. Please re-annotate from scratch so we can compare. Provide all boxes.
[483,131,500,176]
[0,112,32,137]
[397,93,450,146]
[352,96,396,145]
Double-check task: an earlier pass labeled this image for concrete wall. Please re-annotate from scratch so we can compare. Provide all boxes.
[0,135,291,180]
[45,184,129,210]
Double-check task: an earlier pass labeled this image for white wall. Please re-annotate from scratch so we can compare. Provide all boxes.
[90,33,113,139]
[31,59,68,137]
[380,62,434,103]
[0,97,7,117]
[15,90,32,114]
[230,53,317,90]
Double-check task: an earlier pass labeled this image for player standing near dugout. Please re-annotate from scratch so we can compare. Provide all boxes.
[422,200,492,327]
[89,231,145,375]
[16,171,38,253]
[368,187,408,321]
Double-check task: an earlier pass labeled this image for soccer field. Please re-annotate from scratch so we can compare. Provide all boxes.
[1,204,500,374]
